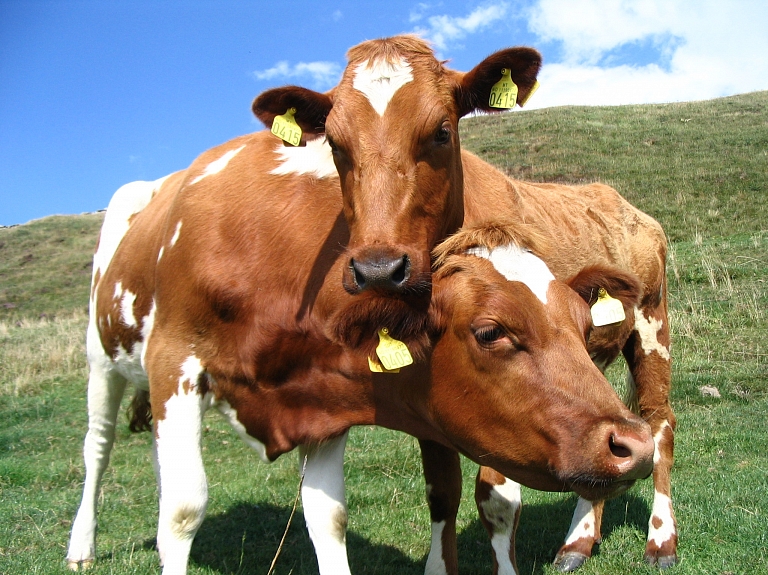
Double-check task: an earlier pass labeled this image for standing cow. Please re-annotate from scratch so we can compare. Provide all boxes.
[66,134,654,574]
[253,35,675,571]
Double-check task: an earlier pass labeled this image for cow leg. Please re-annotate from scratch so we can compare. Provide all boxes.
[553,498,604,572]
[153,357,212,575]
[475,467,522,575]
[420,439,461,575]
[67,358,129,571]
[626,304,677,568]
[300,432,352,575]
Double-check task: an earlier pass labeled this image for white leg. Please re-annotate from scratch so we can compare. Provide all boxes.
[301,431,351,575]
[478,478,521,575]
[67,360,128,570]
[154,362,211,575]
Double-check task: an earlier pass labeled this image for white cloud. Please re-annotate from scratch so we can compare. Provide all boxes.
[524,0,768,108]
[412,3,510,51]
[253,60,342,89]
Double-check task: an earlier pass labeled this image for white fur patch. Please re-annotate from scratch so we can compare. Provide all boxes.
[467,244,555,304]
[94,175,170,277]
[633,307,671,360]
[564,498,597,545]
[653,419,671,465]
[648,491,676,547]
[352,58,414,116]
[120,288,137,328]
[190,145,246,185]
[424,520,448,575]
[214,399,269,462]
[170,221,182,247]
[270,137,338,179]
[480,478,521,575]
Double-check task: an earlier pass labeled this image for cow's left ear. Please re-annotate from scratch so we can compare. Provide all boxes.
[453,47,542,117]
[252,86,334,140]
[566,265,643,310]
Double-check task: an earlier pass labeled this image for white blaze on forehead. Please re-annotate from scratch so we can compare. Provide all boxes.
[467,244,555,304]
[633,307,671,360]
[270,137,338,179]
[352,58,414,116]
[190,145,246,185]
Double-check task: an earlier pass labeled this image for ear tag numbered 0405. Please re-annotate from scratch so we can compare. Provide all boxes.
[591,288,626,327]
[370,328,413,372]
[271,108,302,146]
[489,68,518,109]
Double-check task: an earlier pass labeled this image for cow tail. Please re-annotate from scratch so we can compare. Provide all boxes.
[127,388,153,433]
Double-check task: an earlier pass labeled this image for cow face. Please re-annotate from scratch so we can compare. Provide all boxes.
[253,36,541,305]
[428,251,653,500]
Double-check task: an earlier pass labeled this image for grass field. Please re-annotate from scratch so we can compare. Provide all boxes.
[1,91,766,574]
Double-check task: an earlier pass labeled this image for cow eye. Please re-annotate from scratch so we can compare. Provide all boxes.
[326,135,339,152]
[473,324,506,345]
[434,124,451,146]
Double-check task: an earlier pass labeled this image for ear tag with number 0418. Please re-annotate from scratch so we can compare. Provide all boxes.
[271,108,302,146]
[371,328,413,372]
[489,68,518,109]
[591,288,626,327]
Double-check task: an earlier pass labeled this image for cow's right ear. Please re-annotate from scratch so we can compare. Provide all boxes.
[566,265,643,311]
[453,47,542,117]
[252,87,334,140]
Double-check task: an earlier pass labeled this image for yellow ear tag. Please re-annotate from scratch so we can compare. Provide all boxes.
[591,288,626,327]
[517,80,540,107]
[271,107,302,146]
[489,68,518,109]
[368,357,399,373]
[373,328,413,371]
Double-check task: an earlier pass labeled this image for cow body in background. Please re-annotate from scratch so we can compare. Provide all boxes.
[66,130,654,574]
[253,35,675,571]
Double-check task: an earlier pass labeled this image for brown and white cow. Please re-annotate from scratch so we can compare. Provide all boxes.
[253,35,676,571]
[66,130,654,574]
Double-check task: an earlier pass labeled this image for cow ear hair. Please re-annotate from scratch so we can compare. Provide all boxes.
[252,86,334,138]
[454,47,542,118]
[566,265,643,310]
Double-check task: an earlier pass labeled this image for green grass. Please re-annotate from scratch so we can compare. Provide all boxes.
[1,92,767,574]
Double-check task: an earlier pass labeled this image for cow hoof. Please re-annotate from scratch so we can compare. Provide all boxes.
[645,552,678,569]
[553,552,589,572]
[67,559,94,571]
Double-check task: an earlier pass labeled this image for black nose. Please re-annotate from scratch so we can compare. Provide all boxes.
[350,254,410,292]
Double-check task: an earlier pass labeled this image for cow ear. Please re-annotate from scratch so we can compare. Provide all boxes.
[566,265,643,310]
[252,86,334,139]
[454,47,542,117]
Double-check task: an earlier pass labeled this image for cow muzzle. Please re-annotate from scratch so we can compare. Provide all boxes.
[346,253,411,294]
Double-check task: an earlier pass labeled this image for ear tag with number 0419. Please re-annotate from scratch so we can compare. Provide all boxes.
[489,68,518,109]
[591,288,626,327]
[370,328,413,372]
[271,108,302,146]
[517,80,540,107]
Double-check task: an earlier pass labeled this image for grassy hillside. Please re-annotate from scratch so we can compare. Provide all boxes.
[0,92,766,574]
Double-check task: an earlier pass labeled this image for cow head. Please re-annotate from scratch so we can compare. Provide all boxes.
[253,36,541,306]
[428,225,653,500]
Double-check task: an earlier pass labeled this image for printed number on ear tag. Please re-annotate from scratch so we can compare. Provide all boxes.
[271,108,302,146]
[373,328,413,371]
[591,288,626,327]
[489,69,518,109]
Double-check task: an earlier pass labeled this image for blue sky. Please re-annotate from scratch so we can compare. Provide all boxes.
[2,0,767,226]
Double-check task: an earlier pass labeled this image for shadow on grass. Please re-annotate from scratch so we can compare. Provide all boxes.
[156,490,651,575]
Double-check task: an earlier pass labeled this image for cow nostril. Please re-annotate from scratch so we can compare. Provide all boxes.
[352,260,367,290]
[349,254,411,292]
[391,255,409,285]
[609,434,632,459]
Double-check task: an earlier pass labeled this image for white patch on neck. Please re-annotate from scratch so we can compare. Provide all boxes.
[191,145,246,185]
[467,244,554,304]
[352,58,413,116]
[633,307,671,360]
[270,137,338,179]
